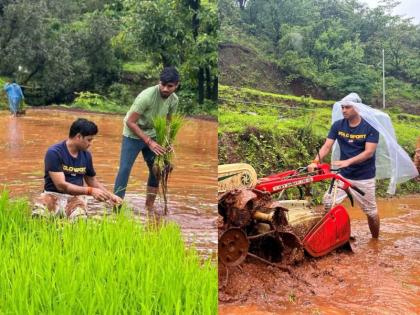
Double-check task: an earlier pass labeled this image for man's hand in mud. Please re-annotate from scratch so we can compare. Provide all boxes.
[148,140,166,156]
[91,188,111,202]
[332,160,351,169]
[109,194,123,205]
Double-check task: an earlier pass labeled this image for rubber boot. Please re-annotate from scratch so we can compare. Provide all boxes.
[367,214,380,239]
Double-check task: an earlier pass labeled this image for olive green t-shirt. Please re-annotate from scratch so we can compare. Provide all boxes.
[123,85,178,139]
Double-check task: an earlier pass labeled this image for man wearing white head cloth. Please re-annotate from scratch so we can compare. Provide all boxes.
[309,93,419,239]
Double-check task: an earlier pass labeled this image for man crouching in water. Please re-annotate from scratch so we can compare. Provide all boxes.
[32,118,122,219]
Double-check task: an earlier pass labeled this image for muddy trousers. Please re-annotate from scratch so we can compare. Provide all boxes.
[323,177,379,237]
[323,177,378,217]
[114,136,158,199]
[32,191,88,219]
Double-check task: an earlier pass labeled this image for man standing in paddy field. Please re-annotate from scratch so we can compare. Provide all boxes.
[32,118,122,219]
[308,93,418,239]
[308,94,381,238]
[113,67,179,214]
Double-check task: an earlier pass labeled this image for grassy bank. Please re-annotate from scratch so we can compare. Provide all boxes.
[0,192,217,314]
[219,85,420,196]
[219,85,419,153]
[48,89,217,119]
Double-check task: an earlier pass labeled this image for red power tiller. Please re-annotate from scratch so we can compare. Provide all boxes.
[218,163,364,267]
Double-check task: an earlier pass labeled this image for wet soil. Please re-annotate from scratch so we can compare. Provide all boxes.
[0,109,217,256]
[219,196,420,314]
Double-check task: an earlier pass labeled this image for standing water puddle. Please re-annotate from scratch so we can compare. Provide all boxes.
[0,109,217,256]
[219,197,420,314]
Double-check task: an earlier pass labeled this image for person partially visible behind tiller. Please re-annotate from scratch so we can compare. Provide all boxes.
[32,118,122,219]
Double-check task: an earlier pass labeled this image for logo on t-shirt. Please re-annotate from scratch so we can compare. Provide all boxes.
[337,131,367,140]
[63,165,86,175]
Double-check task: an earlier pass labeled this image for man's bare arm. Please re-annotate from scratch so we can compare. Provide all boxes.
[126,112,166,155]
[84,176,122,204]
[313,138,335,163]
[333,142,377,169]
[308,138,335,171]
[49,172,111,202]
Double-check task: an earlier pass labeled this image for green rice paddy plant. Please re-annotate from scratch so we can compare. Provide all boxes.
[0,191,216,314]
[153,115,185,215]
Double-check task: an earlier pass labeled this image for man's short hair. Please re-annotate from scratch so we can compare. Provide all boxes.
[69,118,98,138]
[160,67,180,84]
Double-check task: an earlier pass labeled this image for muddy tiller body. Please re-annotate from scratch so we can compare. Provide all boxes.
[218,163,364,267]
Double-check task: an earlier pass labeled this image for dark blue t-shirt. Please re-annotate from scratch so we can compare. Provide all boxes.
[44,141,96,192]
[328,118,379,180]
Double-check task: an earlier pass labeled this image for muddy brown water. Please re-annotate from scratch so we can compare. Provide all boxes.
[219,196,420,314]
[0,109,217,256]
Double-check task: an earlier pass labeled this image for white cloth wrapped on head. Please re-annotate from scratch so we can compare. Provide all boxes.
[331,93,418,194]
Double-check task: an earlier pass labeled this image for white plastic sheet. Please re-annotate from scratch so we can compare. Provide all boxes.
[331,93,418,194]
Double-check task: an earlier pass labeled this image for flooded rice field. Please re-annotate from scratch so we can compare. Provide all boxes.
[0,109,218,256]
[219,196,420,314]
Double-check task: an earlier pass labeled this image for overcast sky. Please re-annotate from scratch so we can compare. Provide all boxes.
[362,0,419,24]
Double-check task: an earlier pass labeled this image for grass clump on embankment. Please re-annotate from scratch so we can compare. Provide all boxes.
[0,191,216,314]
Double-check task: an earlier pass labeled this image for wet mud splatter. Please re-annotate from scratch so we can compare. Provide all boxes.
[219,197,420,314]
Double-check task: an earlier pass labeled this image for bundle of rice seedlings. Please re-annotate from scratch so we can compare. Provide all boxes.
[152,115,184,214]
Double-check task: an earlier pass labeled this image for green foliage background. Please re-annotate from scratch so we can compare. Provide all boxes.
[219,0,420,106]
[0,0,218,116]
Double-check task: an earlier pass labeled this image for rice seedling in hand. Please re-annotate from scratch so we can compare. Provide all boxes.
[152,115,184,214]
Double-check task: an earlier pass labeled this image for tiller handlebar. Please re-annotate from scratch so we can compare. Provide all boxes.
[255,163,364,206]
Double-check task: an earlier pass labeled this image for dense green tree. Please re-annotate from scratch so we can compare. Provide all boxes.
[0,0,120,104]
[125,0,218,104]
[219,0,420,103]
[0,0,218,108]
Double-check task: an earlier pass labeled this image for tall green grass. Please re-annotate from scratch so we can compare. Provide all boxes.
[0,191,216,314]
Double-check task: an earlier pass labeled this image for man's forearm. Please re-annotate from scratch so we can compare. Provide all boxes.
[313,143,332,163]
[85,176,108,192]
[127,121,151,143]
[345,150,374,166]
[56,182,89,195]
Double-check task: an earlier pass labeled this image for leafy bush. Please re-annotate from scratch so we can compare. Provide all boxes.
[107,82,133,107]
[72,91,128,114]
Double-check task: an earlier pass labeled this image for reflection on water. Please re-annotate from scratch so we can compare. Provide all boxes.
[219,197,420,314]
[6,116,23,155]
[0,109,218,254]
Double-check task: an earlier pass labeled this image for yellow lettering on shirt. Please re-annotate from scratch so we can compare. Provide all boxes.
[338,131,366,140]
[62,165,86,174]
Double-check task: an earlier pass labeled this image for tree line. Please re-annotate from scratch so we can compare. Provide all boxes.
[219,0,420,103]
[0,0,218,107]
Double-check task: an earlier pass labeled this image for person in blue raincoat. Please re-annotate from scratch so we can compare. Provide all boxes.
[3,80,24,116]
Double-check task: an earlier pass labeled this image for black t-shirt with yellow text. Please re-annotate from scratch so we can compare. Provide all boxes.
[44,140,96,192]
[328,118,379,180]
